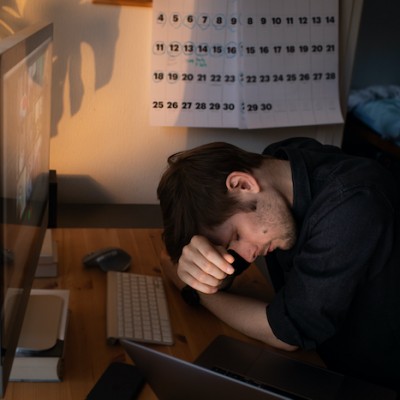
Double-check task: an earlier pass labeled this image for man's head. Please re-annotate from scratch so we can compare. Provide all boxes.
[157,142,266,262]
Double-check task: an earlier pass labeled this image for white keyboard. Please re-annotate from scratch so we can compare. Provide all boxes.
[106,271,173,345]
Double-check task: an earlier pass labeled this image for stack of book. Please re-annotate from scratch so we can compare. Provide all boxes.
[35,229,58,278]
[10,289,70,382]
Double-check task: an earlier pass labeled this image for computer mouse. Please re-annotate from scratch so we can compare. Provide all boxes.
[83,247,131,272]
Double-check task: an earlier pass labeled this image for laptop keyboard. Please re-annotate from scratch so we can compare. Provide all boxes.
[106,271,173,345]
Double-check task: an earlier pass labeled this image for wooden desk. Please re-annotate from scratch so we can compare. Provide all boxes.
[3,228,323,399]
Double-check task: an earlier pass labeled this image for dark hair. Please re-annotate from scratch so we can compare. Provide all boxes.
[157,142,265,263]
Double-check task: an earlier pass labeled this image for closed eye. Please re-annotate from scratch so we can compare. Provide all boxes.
[227,233,240,248]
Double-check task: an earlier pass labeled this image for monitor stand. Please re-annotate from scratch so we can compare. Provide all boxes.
[17,294,64,352]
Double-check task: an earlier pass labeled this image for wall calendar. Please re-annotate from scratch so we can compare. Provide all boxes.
[150,0,343,129]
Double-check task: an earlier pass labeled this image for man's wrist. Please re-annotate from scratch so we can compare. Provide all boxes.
[218,275,236,291]
[181,285,201,306]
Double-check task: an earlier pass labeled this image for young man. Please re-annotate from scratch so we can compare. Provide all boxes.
[157,137,400,394]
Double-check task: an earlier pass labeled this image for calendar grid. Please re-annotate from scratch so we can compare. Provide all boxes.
[150,0,343,129]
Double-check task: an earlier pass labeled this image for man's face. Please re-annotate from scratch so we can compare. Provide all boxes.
[208,193,297,263]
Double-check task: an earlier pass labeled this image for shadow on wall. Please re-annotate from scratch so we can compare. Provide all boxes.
[58,174,115,203]
[0,1,26,36]
[56,175,163,227]
[0,0,121,136]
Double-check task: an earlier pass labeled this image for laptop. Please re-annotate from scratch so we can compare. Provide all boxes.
[121,335,396,400]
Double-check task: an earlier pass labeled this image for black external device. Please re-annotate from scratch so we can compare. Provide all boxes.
[86,362,145,400]
[227,249,250,276]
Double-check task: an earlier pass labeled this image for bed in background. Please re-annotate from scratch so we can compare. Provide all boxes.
[342,85,400,180]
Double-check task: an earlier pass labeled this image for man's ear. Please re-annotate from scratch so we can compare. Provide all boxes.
[226,172,260,194]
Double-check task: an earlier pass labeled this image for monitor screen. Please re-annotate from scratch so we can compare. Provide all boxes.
[0,22,53,397]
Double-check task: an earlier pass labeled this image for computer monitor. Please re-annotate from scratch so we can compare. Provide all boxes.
[0,22,53,397]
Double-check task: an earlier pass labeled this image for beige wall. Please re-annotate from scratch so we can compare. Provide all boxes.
[0,1,362,204]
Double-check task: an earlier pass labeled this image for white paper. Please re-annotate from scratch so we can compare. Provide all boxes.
[150,0,343,129]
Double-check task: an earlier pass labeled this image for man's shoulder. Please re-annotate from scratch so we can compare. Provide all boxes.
[262,137,338,156]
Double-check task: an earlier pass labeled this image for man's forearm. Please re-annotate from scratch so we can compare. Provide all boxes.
[160,250,296,351]
[198,290,298,352]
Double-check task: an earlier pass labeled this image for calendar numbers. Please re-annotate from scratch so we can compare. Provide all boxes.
[198,13,211,29]
[152,101,238,111]
[184,14,196,29]
[229,15,239,28]
[183,42,195,55]
[170,13,182,28]
[151,0,341,128]
[152,71,337,84]
[155,41,337,57]
[157,9,337,30]
[156,12,166,25]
